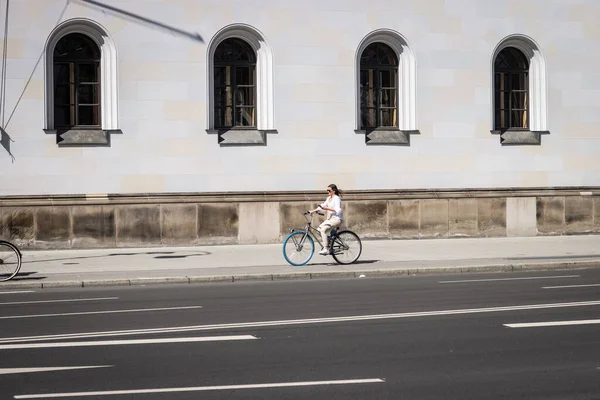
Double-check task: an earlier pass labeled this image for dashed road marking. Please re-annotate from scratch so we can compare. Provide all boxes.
[505,319,600,328]
[0,297,118,306]
[0,305,202,320]
[542,283,600,289]
[0,365,111,375]
[0,291,36,295]
[439,275,580,284]
[0,335,257,350]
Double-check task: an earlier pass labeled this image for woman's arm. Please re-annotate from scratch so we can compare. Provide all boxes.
[310,200,329,213]
[316,205,334,212]
[314,197,340,214]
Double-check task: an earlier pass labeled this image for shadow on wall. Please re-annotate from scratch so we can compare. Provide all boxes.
[75,0,204,42]
[0,127,15,162]
[0,1,203,153]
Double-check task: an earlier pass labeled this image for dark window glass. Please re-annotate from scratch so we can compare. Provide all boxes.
[494,47,529,130]
[360,43,398,129]
[77,85,98,105]
[78,106,96,126]
[214,38,256,128]
[53,33,100,129]
[54,105,71,127]
[78,64,98,83]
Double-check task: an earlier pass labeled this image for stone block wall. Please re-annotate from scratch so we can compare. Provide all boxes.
[0,202,240,249]
[0,188,598,249]
[537,196,599,235]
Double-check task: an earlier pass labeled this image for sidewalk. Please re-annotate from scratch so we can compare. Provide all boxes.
[2,235,600,289]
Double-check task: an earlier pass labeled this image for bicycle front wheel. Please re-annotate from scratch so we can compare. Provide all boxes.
[0,241,22,282]
[330,230,362,265]
[283,231,315,266]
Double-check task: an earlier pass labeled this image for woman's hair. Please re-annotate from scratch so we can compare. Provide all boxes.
[328,184,342,197]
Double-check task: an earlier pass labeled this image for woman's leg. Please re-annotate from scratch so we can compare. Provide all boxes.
[329,217,342,234]
[318,220,332,247]
[318,217,341,253]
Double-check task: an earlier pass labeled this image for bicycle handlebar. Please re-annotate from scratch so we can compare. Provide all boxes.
[303,211,324,223]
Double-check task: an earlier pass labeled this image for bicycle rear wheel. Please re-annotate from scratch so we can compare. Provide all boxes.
[0,241,22,282]
[330,230,362,265]
[283,231,315,266]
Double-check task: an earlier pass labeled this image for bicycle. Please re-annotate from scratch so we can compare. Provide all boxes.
[0,240,22,282]
[282,211,362,266]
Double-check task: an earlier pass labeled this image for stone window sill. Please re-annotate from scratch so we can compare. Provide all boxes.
[44,129,122,147]
[355,128,420,145]
[206,128,278,146]
[490,130,550,145]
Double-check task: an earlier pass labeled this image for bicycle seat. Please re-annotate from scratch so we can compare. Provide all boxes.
[330,228,338,236]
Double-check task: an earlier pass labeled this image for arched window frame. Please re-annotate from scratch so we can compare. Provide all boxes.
[355,29,418,145]
[44,18,120,146]
[207,24,276,146]
[491,35,548,145]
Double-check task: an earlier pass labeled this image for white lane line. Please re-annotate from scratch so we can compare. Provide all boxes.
[0,297,118,306]
[0,291,36,294]
[505,319,600,328]
[0,335,257,350]
[439,275,580,284]
[542,283,600,289]
[0,366,112,375]
[14,378,384,399]
[0,305,203,320]
[2,300,600,344]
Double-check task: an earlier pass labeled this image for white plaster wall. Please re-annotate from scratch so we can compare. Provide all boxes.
[0,0,599,195]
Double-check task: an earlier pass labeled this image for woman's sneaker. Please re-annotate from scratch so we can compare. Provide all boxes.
[318,248,330,255]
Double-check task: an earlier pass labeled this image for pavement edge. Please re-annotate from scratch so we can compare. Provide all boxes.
[0,260,598,290]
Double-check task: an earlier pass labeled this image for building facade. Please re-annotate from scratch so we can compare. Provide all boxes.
[0,0,599,248]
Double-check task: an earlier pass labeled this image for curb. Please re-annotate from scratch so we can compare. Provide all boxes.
[0,260,598,290]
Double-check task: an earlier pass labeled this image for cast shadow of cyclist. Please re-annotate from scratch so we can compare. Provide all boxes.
[308,259,379,266]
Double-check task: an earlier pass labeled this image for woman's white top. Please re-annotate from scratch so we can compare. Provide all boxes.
[320,195,343,221]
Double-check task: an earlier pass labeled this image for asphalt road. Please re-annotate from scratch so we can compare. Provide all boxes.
[1,268,599,399]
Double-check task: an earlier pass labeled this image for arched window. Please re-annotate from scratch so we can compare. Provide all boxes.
[360,42,398,129]
[491,35,548,145]
[206,24,276,146]
[53,33,101,129]
[45,19,120,146]
[494,47,529,131]
[355,29,418,145]
[213,38,256,129]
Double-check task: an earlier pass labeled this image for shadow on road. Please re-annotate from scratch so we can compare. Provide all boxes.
[10,271,45,281]
[308,259,380,266]
[24,251,212,264]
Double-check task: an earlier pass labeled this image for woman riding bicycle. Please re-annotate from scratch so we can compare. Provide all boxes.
[310,184,343,255]
[283,183,361,266]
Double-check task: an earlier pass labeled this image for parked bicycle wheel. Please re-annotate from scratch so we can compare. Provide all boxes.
[330,230,362,265]
[283,231,315,266]
[0,241,22,282]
